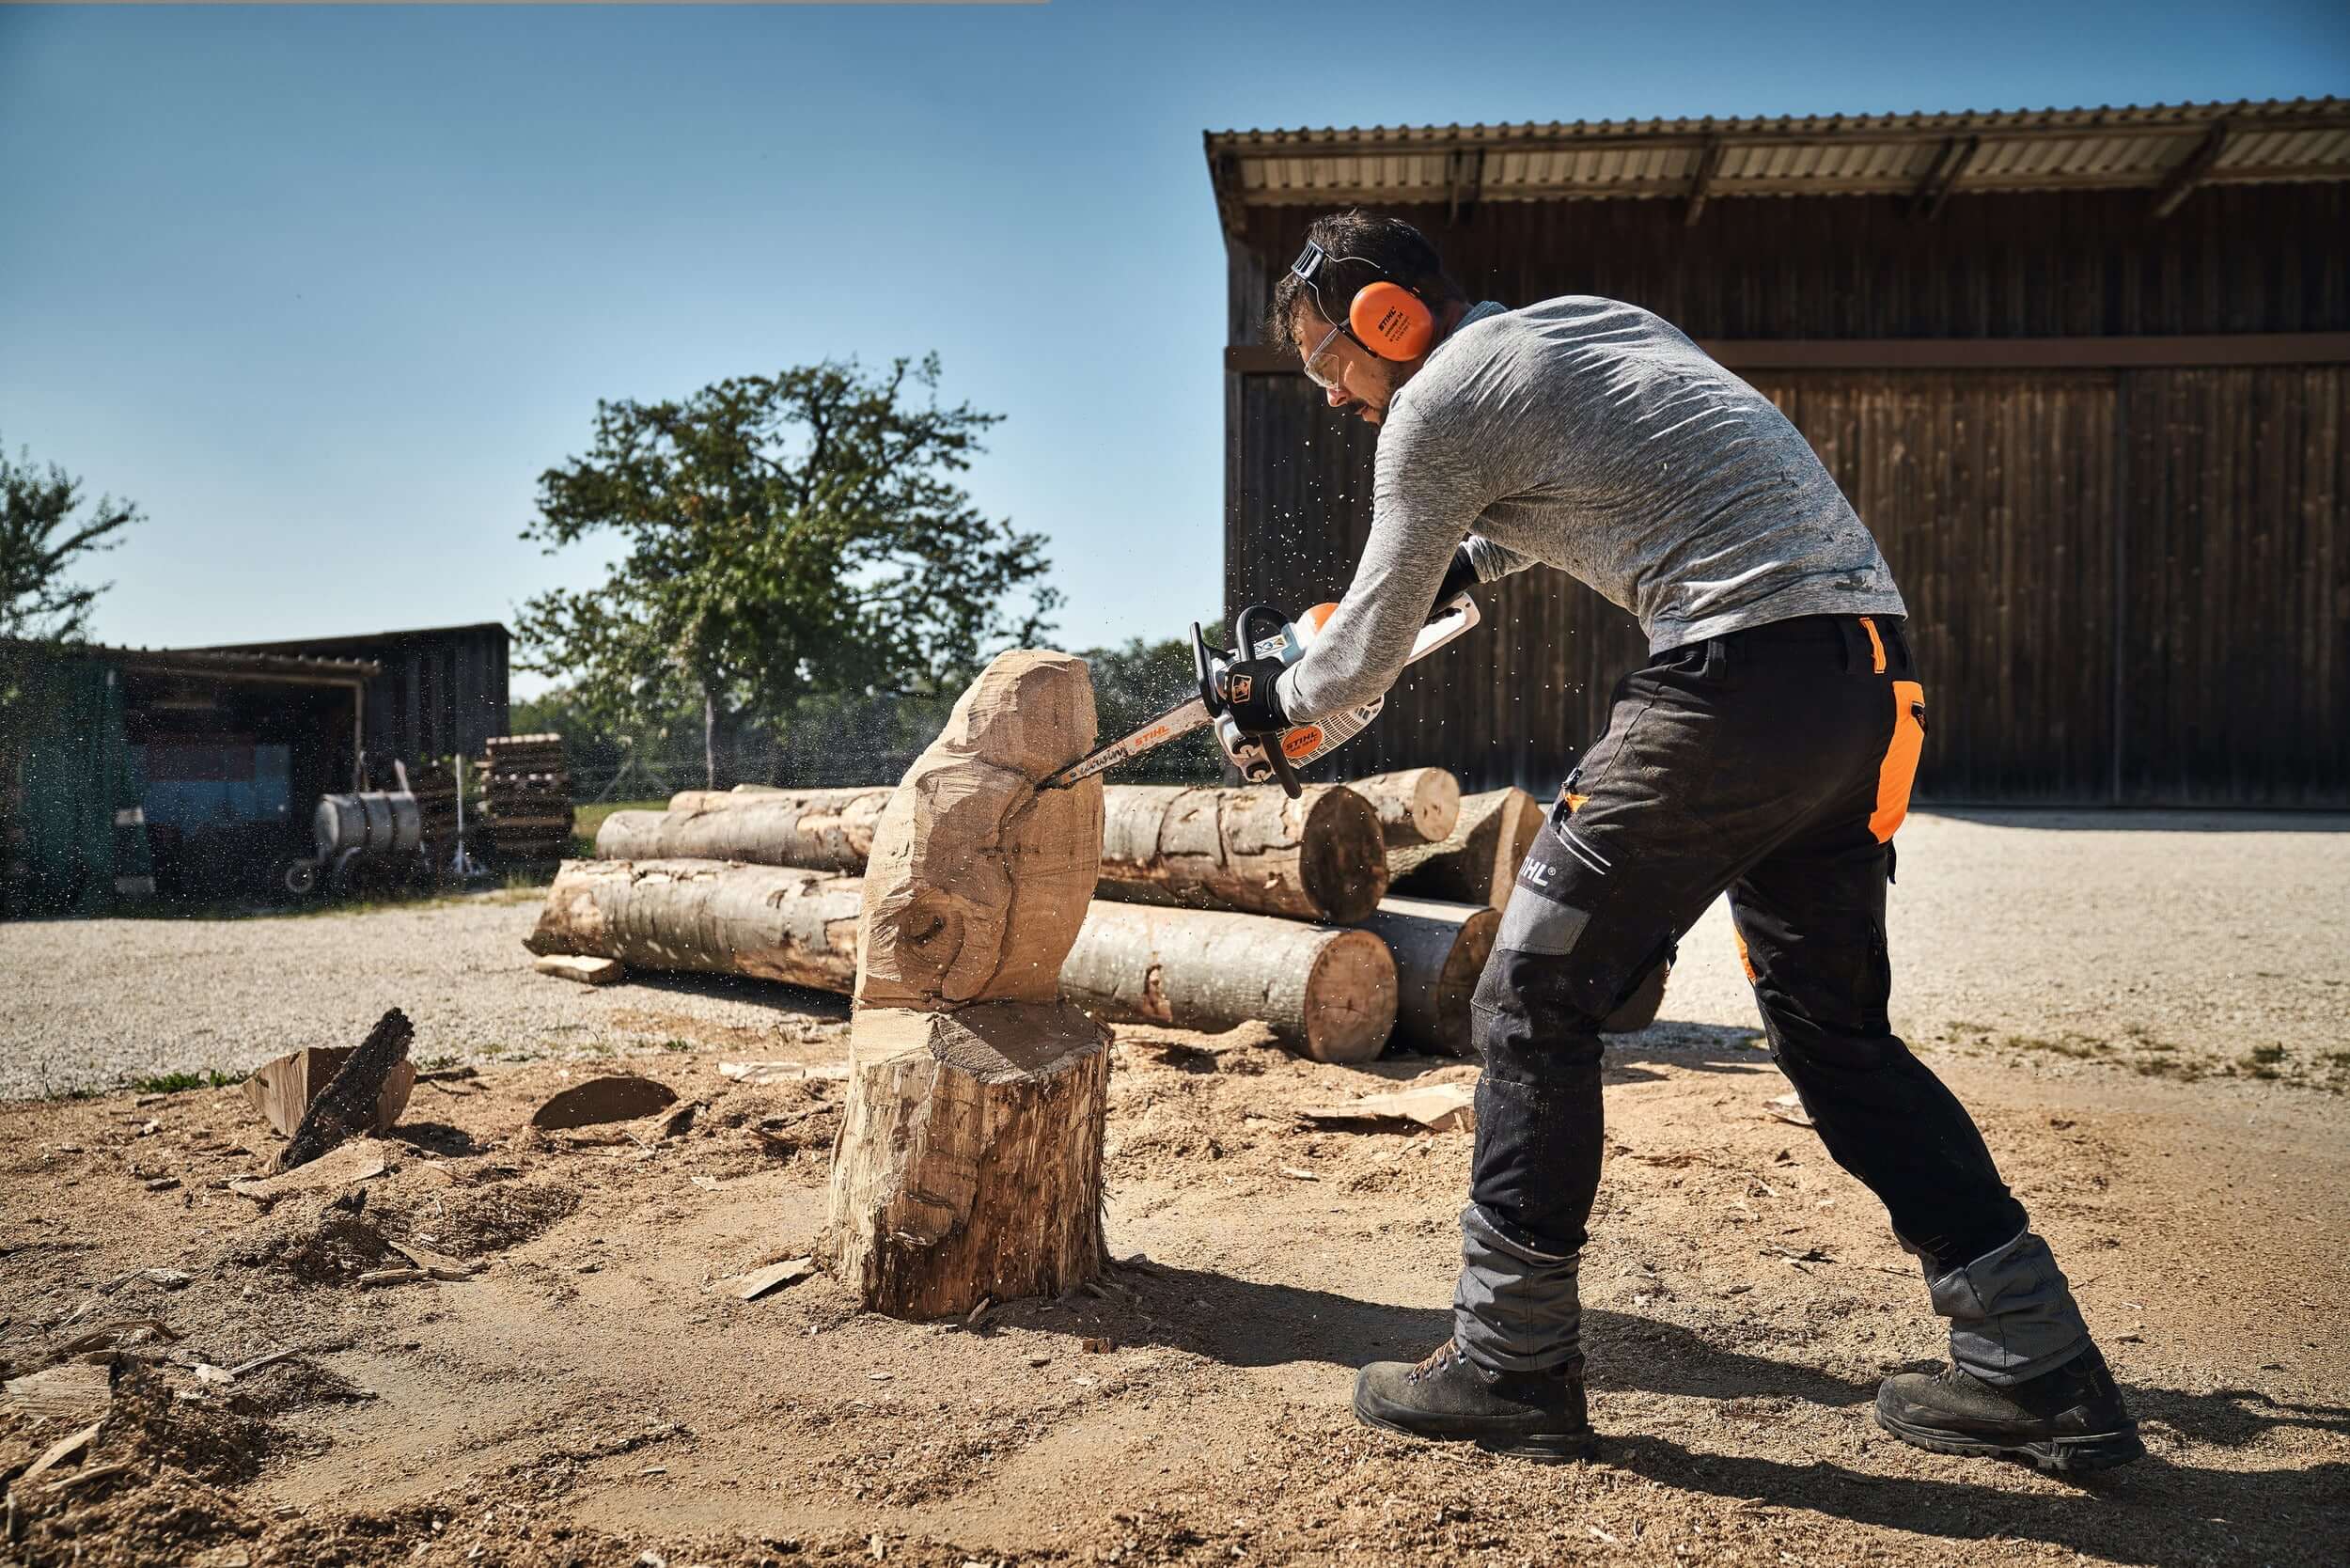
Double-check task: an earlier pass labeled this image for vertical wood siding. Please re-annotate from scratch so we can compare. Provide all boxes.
[1224,185,2346,806]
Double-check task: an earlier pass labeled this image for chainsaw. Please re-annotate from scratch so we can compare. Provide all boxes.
[1039,592,1481,799]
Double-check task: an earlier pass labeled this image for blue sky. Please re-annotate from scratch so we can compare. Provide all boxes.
[2,2,2342,696]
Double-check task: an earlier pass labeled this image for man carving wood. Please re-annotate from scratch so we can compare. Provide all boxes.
[1246,212,2139,1474]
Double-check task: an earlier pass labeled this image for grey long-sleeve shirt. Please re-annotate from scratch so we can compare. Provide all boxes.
[1275,296,1908,723]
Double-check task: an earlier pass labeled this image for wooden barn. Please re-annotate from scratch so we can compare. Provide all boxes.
[1207,99,2349,807]
[204,620,510,778]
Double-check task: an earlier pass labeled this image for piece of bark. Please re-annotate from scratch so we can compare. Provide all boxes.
[525,859,863,991]
[1350,768,1462,848]
[824,1002,1109,1319]
[2,1363,112,1420]
[717,1059,850,1083]
[1603,958,1670,1035]
[534,953,625,987]
[17,1420,102,1486]
[242,1046,415,1140]
[272,1009,415,1174]
[1095,784,1387,925]
[1059,902,1397,1063]
[531,1074,678,1130]
[598,788,892,871]
[855,651,1104,1011]
[1386,788,1545,909]
[230,1138,396,1202]
[1362,897,1500,1058]
[735,1257,816,1300]
[1298,1082,1476,1133]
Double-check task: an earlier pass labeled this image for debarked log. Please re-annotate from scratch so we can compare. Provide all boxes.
[523,858,861,991]
[596,788,891,871]
[1058,901,1397,1062]
[1095,784,1386,925]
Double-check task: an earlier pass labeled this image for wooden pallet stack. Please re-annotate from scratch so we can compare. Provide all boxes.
[408,759,462,876]
[476,733,574,867]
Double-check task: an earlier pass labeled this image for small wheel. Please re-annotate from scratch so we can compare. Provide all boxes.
[282,859,319,897]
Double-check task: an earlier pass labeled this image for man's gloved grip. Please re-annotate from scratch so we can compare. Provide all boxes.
[1432,542,1480,619]
[1218,656,1291,736]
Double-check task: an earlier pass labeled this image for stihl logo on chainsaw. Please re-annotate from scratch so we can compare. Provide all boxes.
[1280,726,1324,760]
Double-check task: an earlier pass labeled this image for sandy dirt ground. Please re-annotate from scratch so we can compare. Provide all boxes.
[4,810,2346,1101]
[3,1007,2344,1567]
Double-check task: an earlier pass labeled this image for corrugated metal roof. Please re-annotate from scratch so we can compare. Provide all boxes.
[1206,98,2350,210]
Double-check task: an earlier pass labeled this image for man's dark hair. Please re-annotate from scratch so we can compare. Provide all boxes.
[1264,211,1465,354]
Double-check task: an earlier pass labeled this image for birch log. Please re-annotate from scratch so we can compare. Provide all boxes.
[1349,769,1462,848]
[1095,784,1386,925]
[1058,901,1397,1062]
[524,858,863,991]
[828,650,1110,1319]
[1386,788,1545,909]
[1362,896,1499,1058]
[595,788,889,871]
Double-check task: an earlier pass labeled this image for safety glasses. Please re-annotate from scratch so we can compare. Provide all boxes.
[1300,319,1351,391]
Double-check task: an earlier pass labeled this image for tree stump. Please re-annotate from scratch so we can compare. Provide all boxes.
[824,651,1110,1318]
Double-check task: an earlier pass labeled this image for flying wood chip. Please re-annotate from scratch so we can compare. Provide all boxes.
[530,1074,679,1131]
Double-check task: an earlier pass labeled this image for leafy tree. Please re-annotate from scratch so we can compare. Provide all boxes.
[2,442,141,641]
[1077,627,1225,784]
[516,357,1058,787]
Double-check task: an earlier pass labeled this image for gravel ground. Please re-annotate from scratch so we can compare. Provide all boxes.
[2,809,2344,1100]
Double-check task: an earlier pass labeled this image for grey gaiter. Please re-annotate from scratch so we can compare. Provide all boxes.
[1914,1228,2092,1386]
[1453,1203,1583,1373]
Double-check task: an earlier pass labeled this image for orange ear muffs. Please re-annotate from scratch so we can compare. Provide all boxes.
[1350,280,1434,360]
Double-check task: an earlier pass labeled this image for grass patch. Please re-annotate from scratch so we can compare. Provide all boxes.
[130,1068,238,1095]
[659,1039,692,1053]
[570,799,667,858]
[2004,1033,2107,1060]
[2242,1043,2289,1081]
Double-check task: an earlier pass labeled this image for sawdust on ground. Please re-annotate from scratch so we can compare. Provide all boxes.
[4,1016,2343,1568]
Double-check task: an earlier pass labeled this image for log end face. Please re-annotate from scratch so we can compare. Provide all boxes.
[1298,787,1390,924]
[1300,928,1400,1063]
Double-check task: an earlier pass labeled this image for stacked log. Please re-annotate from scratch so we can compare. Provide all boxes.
[1387,787,1545,909]
[1360,897,1498,1058]
[826,651,1111,1319]
[525,858,864,991]
[1058,902,1396,1063]
[478,734,573,865]
[1350,768,1462,848]
[1095,784,1386,923]
[594,787,889,871]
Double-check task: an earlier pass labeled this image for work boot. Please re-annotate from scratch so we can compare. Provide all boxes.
[1353,1339,1596,1462]
[1875,1343,2144,1475]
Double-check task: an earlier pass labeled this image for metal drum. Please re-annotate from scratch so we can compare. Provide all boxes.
[313,792,424,862]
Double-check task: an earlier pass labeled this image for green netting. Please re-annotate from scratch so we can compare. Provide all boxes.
[0,643,148,918]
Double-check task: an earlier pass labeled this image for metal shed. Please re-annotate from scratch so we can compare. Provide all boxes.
[1208,98,2350,807]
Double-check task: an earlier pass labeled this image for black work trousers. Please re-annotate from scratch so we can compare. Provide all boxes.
[1466,614,2029,1280]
